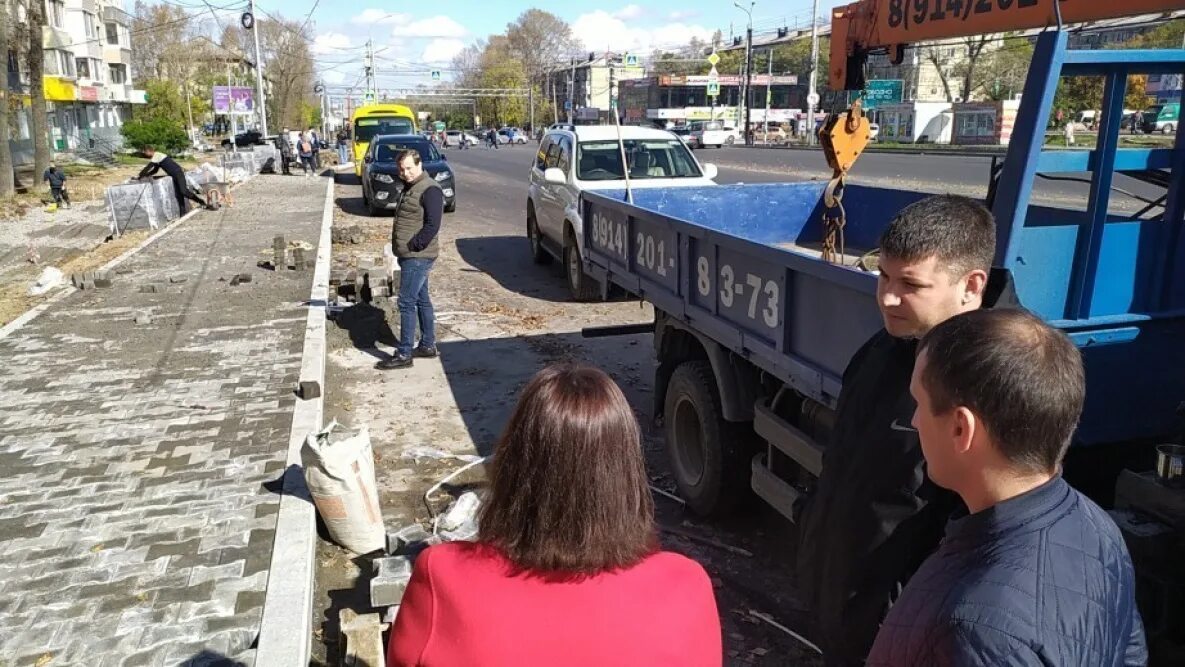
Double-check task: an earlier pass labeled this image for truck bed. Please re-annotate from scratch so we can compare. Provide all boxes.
[582,182,1185,446]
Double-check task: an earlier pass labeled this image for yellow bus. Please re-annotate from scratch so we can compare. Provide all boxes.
[350,103,417,176]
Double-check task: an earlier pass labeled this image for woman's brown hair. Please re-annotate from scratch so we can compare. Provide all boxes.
[478,363,657,575]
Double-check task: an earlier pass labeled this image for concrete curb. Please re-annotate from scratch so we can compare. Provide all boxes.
[0,177,250,342]
[255,174,333,665]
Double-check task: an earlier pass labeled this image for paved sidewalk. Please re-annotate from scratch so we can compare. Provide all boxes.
[0,174,328,666]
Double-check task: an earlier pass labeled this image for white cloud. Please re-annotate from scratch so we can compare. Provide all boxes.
[614,4,644,20]
[390,16,467,39]
[572,11,713,54]
[322,70,346,84]
[420,39,466,64]
[351,9,408,25]
[312,32,353,55]
[668,10,700,21]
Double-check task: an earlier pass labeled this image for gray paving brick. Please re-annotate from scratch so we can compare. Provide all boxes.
[0,175,325,664]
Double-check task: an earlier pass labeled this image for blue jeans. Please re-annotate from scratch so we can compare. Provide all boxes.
[397,257,435,357]
[338,144,350,163]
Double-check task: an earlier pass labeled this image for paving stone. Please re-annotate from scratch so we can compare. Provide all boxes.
[0,175,325,664]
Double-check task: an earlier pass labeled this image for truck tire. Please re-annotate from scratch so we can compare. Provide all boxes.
[528,208,551,264]
[664,360,752,518]
[565,234,600,301]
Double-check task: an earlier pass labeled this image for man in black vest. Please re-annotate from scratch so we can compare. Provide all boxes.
[376,149,444,370]
[138,146,209,215]
[795,195,1015,666]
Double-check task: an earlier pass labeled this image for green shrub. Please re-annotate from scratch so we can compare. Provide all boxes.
[120,119,188,154]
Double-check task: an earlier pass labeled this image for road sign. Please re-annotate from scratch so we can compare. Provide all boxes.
[707,52,720,66]
[434,121,446,131]
[707,82,720,97]
[564,100,572,111]
[624,53,638,67]
[364,91,375,104]
[860,79,903,110]
[807,92,820,107]
[431,70,441,81]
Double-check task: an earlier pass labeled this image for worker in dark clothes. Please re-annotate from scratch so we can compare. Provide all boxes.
[794,195,1016,666]
[137,145,210,215]
[42,163,70,208]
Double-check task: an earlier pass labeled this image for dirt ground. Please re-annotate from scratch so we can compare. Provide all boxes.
[310,166,822,666]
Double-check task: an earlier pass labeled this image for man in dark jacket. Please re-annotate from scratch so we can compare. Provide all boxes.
[795,195,1004,665]
[138,146,208,215]
[42,163,70,208]
[867,308,1145,666]
[376,149,443,371]
[277,127,293,175]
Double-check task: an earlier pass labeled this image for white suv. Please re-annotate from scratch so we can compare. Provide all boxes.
[526,125,719,300]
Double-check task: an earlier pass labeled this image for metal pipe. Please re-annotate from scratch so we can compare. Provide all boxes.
[248,0,268,136]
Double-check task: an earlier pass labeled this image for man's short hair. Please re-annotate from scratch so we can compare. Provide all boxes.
[143,145,155,153]
[396,149,421,166]
[919,309,1085,473]
[879,195,996,277]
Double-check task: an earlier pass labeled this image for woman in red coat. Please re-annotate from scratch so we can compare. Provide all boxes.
[387,363,722,666]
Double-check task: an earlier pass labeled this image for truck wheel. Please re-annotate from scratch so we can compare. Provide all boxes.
[1164,123,1176,135]
[664,360,752,518]
[565,234,599,301]
[528,208,551,264]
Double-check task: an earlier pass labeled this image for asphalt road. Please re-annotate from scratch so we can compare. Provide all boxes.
[438,140,1165,211]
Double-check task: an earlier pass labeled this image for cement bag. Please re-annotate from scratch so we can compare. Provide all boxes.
[301,421,385,554]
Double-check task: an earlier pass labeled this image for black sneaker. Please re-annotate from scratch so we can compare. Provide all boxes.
[375,354,413,370]
[413,345,438,359]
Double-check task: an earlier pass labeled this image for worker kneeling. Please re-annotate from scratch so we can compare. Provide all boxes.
[387,363,723,666]
[867,309,1145,665]
[137,145,213,215]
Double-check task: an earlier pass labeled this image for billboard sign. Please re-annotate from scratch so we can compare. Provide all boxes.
[213,86,256,115]
[860,79,903,110]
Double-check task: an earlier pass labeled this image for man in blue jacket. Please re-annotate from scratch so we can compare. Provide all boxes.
[867,308,1145,666]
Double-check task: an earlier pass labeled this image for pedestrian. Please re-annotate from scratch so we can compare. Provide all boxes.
[277,127,293,176]
[1063,120,1076,146]
[866,308,1146,666]
[336,126,351,164]
[375,149,443,370]
[297,134,316,179]
[387,363,722,666]
[42,163,70,209]
[137,146,210,215]
[794,195,1014,666]
[307,127,321,169]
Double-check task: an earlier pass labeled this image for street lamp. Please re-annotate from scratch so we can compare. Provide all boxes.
[734,1,755,144]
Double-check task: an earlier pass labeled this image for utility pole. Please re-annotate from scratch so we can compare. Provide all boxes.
[185,82,195,147]
[529,85,535,136]
[764,50,773,144]
[248,0,268,136]
[609,61,617,126]
[734,2,755,144]
[365,39,375,100]
[808,0,820,145]
[227,63,238,152]
[568,59,576,124]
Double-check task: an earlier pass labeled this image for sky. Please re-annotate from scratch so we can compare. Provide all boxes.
[238,0,848,88]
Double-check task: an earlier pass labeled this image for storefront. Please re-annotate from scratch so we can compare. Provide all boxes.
[952,100,1020,146]
[874,102,953,143]
[620,75,803,128]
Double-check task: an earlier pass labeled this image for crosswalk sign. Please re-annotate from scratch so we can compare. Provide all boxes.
[707,82,720,97]
[431,70,441,81]
[364,91,375,103]
[624,53,638,67]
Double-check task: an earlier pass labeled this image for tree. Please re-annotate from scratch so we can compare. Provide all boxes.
[1126,19,1184,49]
[505,9,581,84]
[26,0,50,177]
[924,35,993,102]
[0,0,14,196]
[975,38,1034,101]
[137,80,188,125]
[130,1,193,82]
[257,16,317,131]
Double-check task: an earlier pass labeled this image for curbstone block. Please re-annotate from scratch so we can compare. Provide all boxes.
[94,278,113,289]
[386,524,433,556]
[370,555,414,607]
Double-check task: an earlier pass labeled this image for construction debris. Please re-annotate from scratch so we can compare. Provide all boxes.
[370,555,414,607]
[338,609,386,667]
[297,380,322,400]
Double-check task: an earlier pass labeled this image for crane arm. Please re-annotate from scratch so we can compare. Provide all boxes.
[829,0,1181,90]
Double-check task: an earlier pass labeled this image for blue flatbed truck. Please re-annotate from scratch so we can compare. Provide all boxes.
[580,31,1185,656]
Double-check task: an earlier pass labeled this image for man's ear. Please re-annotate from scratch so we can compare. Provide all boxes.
[963,269,989,304]
[952,406,977,456]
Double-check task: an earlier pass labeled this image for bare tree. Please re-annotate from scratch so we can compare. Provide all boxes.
[258,17,316,131]
[0,0,15,196]
[505,9,582,82]
[924,35,993,102]
[26,0,49,177]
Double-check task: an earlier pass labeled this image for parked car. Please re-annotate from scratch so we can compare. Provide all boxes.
[687,120,741,149]
[526,126,719,300]
[868,123,880,141]
[360,134,456,216]
[499,128,528,144]
[221,130,267,148]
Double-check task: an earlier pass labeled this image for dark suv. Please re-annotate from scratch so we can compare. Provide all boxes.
[360,135,456,216]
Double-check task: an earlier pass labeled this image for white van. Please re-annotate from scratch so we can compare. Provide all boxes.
[688,120,741,149]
